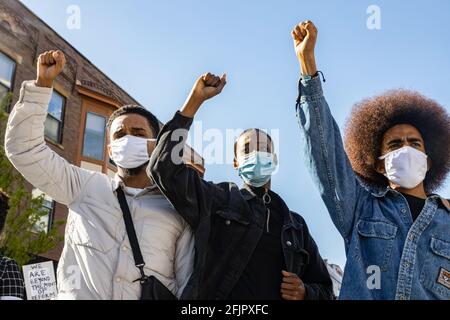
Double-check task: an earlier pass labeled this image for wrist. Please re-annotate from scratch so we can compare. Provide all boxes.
[35,77,54,88]
[299,53,317,76]
[180,94,204,118]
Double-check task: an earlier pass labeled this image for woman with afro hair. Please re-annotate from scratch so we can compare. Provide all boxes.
[292,20,450,300]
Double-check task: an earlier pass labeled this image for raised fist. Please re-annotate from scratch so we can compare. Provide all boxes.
[191,72,227,103]
[36,50,66,88]
[291,20,318,60]
[291,20,318,75]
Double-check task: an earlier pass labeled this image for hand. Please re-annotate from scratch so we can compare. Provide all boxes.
[180,72,227,118]
[36,50,66,88]
[291,20,318,75]
[192,72,227,102]
[280,270,306,300]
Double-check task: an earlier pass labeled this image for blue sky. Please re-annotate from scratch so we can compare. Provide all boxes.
[20,0,450,269]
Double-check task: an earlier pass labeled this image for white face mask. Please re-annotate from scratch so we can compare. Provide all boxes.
[379,146,428,189]
[109,135,156,169]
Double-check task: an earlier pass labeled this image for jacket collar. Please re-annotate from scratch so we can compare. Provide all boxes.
[111,174,158,195]
[441,198,450,212]
[240,184,257,201]
[370,186,450,212]
[429,195,450,212]
[240,184,303,230]
[369,186,390,198]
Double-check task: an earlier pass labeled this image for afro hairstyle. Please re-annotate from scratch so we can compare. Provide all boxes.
[344,89,450,192]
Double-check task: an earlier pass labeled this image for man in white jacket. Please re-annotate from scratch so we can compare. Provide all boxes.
[4,50,194,300]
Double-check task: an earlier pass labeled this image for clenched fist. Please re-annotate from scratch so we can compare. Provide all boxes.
[36,50,66,88]
[291,20,318,76]
[280,270,306,300]
[192,72,227,102]
[180,72,227,118]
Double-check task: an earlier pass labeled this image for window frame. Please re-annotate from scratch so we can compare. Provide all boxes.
[81,111,107,162]
[30,189,55,235]
[77,96,117,174]
[41,199,55,234]
[44,90,66,144]
[0,50,16,110]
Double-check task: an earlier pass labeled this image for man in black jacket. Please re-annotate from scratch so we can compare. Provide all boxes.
[147,73,333,300]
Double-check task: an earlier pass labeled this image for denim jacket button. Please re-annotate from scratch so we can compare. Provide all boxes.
[286,241,292,247]
[225,220,231,226]
[401,208,407,213]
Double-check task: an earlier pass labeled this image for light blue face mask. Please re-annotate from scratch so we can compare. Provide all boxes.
[237,151,278,187]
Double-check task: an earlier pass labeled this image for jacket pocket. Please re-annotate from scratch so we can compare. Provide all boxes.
[216,209,250,226]
[286,246,310,276]
[210,209,250,254]
[356,219,398,272]
[420,237,450,299]
[69,204,117,254]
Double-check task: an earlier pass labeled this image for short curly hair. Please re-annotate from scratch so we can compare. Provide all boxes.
[344,89,450,192]
[107,105,160,137]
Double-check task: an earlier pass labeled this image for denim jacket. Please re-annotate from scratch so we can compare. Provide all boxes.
[296,76,450,300]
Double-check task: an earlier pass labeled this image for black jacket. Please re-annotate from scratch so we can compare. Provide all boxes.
[147,111,334,300]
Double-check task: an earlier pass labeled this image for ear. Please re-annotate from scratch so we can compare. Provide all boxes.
[375,158,385,175]
[273,153,279,166]
[233,157,239,170]
[427,157,432,172]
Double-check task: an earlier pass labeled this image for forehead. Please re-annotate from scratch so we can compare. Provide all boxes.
[236,130,272,149]
[383,124,423,140]
[110,113,150,132]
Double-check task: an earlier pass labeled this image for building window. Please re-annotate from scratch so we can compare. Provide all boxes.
[82,112,106,161]
[44,91,66,143]
[0,51,16,102]
[78,97,117,175]
[40,198,55,234]
[31,189,55,234]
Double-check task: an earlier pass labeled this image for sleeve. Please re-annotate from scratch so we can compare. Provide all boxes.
[296,76,368,241]
[0,259,25,300]
[147,111,228,229]
[173,222,195,298]
[300,222,334,300]
[4,80,95,206]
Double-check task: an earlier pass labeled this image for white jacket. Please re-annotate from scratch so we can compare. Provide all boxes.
[4,81,194,300]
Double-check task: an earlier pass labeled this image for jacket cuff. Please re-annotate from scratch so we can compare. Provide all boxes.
[19,80,53,106]
[297,76,323,102]
[168,111,194,130]
[304,284,311,300]
[304,283,317,300]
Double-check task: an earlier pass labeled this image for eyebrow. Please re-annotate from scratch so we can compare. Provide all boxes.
[387,136,423,146]
[113,127,147,134]
[112,128,125,138]
[130,127,147,132]
[407,137,423,143]
[387,138,402,146]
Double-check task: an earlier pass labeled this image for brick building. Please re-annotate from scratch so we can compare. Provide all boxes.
[0,0,204,261]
